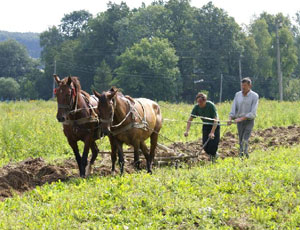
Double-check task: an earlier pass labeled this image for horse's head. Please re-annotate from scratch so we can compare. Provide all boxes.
[94,87,118,136]
[53,75,78,123]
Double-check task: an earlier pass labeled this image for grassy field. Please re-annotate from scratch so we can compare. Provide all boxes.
[1,99,300,229]
[0,146,299,229]
[1,99,300,166]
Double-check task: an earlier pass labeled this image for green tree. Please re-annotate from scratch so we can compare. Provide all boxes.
[248,14,298,99]
[0,39,33,79]
[59,10,92,39]
[193,2,243,101]
[40,26,64,98]
[73,2,130,91]
[114,37,180,101]
[91,60,113,93]
[0,77,20,100]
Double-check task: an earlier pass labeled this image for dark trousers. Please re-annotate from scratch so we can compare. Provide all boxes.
[202,125,220,156]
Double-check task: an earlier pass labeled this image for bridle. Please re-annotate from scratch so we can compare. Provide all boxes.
[55,85,78,115]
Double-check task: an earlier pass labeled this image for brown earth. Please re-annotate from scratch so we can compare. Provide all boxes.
[0,125,299,200]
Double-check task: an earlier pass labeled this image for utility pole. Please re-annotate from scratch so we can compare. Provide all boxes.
[276,22,283,101]
[239,54,242,81]
[219,73,223,103]
[52,59,56,98]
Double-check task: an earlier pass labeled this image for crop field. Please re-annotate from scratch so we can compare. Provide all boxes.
[0,99,300,229]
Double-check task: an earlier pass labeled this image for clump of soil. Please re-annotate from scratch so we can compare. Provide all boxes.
[0,125,299,200]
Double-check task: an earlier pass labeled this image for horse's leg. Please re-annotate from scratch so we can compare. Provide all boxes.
[86,141,99,176]
[140,141,151,174]
[68,139,82,176]
[150,132,159,163]
[109,136,117,173]
[81,139,92,178]
[144,132,159,174]
[133,141,141,170]
[117,142,125,175]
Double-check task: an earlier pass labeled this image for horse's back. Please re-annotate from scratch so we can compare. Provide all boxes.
[135,98,162,131]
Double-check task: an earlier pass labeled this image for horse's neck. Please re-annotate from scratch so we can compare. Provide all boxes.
[70,93,89,119]
[114,95,131,123]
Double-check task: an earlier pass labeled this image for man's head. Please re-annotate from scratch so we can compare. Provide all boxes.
[241,77,252,94]
[196,92,207,108]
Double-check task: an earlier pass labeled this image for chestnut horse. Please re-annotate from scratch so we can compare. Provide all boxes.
[93,87,162,174]
[54,75,100,177]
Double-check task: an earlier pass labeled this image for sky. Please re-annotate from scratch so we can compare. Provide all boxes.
[0,0,299,33]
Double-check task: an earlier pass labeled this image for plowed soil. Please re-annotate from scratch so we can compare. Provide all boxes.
[1,125,299,200]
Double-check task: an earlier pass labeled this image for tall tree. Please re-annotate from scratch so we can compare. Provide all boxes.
[40,26,64,98]
[91,60,113,93]
[0,77,20,100]
[0,39,33,79]
[59,10,92,39]
[193,2,242,101]
[114,37,180,101]
[73,2,130,91]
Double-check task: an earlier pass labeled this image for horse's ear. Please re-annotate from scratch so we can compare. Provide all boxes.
[67,76,72,86]
[93,90,101,98]
[107,89,117,100]
[53,74,61,84]
[110,86,118,93]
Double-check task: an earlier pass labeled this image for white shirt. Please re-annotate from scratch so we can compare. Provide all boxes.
[229,90,259,119]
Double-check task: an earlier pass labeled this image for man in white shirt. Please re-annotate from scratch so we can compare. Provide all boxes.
[228,77,259,158]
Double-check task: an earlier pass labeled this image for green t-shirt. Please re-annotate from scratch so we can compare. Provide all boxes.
[191,101,218,123]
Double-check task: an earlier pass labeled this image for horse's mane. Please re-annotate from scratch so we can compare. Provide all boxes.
[61,76,90,99]
[61,76,81,92]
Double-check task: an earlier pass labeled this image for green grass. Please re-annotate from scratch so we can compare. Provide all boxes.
[0,146,299,229]
[1,99,300,228]
[1,99,300,166]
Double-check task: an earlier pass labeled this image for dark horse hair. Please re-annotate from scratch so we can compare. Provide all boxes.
[54,74,100,177]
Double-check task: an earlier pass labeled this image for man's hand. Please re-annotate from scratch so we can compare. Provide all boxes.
[234,117,245,123]
[209,132,215,139]
[184,131,189,137]
[227,120,232,126]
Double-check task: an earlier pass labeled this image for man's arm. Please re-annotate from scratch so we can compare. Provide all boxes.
[245,94,259,119]
[228,94,237,125]
[184,116,194,137]
[209,117,218,139]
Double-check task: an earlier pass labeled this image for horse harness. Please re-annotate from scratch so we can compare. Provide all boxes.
[100,97,149,136]
[59,89,99,127]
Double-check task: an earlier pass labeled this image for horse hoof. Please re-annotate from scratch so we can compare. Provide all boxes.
[80,174,86,178]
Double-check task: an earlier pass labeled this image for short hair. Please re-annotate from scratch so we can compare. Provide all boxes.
[196,92,207,101]
[241,77,252,85]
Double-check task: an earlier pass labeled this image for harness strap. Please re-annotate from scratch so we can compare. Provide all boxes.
[111,122,149,136]
[63,117,99,126]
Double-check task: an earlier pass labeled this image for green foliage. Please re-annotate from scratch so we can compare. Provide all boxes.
[115,37,181,101]
[0,77,20,100]
[59,10,92,39]
[0,39,33,79]
[91,60,113,93]
[0,31,41,58]
[193,2,243,101]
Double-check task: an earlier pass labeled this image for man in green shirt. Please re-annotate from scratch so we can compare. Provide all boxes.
[184,92,220,161]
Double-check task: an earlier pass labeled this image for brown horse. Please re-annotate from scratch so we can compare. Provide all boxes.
[93,87,162,174]
[53,75,100,177]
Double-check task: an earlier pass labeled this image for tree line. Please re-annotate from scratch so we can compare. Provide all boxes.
[1,0,300,102]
